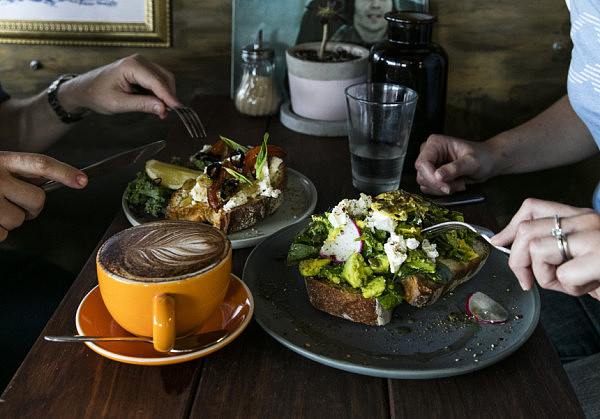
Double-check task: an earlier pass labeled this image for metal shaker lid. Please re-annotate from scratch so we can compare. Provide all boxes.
[241,29,275,61]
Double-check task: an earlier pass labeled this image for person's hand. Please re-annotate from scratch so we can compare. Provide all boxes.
[61,54,183,119]
[0,152,87,242]
[491,198,600,298]
[414,134,498,195]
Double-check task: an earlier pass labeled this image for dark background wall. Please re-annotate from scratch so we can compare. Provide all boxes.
[0,0,597,275]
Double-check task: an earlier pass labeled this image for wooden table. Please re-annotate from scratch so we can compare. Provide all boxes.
[0,96,584,418]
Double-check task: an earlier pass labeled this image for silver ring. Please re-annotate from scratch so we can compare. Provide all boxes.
[551,214,563,238]
[562,234,573,261]
[551,215,571,262]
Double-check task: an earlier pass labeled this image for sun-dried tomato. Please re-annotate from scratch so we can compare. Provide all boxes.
[243,145,286,177]
[207,161,240,210]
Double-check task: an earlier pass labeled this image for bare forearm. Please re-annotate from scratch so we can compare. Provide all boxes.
[0,91,73,152]
[0,54,182,153]
[488,95,598,176]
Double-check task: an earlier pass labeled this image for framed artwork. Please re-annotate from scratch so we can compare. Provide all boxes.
[0,0,170,47]
[231,0,428,99]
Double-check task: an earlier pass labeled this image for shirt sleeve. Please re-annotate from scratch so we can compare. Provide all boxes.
[0,81,11,103]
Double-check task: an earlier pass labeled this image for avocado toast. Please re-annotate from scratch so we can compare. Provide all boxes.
[286,190,490,326]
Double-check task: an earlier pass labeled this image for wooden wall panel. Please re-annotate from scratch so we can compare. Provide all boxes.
[0,0,571,140]
[0,0,232,102]
[432,0,571,139]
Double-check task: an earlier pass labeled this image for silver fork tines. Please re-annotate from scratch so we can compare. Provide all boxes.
[422,221,511,255]
[170,107,207,139]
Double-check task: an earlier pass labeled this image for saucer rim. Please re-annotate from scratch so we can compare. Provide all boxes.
[75,274,253,366]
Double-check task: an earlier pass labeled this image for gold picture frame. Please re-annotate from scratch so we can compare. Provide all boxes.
[0,0,170,47]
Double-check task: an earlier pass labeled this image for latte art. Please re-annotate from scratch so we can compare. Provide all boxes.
[98,221,231,282]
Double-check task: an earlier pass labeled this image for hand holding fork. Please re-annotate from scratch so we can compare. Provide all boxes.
[131,84,206,138]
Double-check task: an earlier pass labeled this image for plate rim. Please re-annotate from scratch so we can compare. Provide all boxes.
[122,168,317,249]
[75,274,254,366]
[243,220,541,379]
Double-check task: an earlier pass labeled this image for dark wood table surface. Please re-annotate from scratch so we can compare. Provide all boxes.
[0,96,584,418]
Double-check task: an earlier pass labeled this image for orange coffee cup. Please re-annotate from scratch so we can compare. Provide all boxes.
[96,220,232,352]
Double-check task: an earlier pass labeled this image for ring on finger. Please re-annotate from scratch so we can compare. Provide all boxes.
[561,233,573,261]
[551,214,563,238]
[551,215,571,262]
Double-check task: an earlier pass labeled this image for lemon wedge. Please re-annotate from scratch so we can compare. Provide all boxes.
[145,159,203,190]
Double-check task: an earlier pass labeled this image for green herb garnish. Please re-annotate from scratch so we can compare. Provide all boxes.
[220,135,249,153]
[224,167,253,185]
[254,132,269,180]
[124,171,173,218]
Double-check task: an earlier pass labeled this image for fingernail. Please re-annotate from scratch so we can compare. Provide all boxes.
[519,281,531,291]
[77,174,88,187]
[441,185,450,194]
[153,104,162,115]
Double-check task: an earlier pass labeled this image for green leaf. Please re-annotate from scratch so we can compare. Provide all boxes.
[255,133,269,180]
[219,135,248,152]
[224,167,253,185]
[377,287,404,310]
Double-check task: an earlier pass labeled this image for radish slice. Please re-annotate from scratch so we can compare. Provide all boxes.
[466,292,509,324]
[319,219,362,262]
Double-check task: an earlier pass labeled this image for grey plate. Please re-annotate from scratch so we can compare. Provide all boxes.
[122,168,317,249]
[242,220,540,379]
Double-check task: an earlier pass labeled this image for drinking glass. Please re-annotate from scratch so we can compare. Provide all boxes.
[345,82,418,195]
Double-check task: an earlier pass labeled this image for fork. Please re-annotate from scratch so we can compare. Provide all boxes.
[422,221,511,255]
[130,84,207,139]
[170,106,207,139]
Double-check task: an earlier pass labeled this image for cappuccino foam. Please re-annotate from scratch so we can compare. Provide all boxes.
[98,220,231,282]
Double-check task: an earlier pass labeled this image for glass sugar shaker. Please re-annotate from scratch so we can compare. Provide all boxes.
[234,30,281,117]
[370,12,448,168]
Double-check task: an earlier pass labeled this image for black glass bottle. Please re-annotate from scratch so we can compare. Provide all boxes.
[370,12,448,170]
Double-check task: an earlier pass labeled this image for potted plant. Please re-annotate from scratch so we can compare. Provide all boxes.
[283,1,369,129]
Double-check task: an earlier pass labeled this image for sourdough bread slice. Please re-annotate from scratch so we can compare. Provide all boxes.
[165,161,287,233]
[303,238,490,326]
[401,239,490,308]
[305,277,392,326]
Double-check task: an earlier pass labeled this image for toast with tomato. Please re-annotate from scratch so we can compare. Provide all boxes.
[166,135,287,233]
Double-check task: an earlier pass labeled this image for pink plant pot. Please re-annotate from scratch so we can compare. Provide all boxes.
[286,42,369,122]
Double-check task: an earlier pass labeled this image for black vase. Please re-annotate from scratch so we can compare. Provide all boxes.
[370,11,448,171]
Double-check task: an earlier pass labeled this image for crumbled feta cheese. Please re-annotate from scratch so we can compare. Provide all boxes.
[384,233,408,274]
[221,156,283,211]
[190,178,208,203]
[256,157,282,199]
[406,237,420,250]
[347,193,372,219]
[328,194,373,228]
[365,210,396,235]
[223,193,249,211]
[269,156,283,176]
[328,201,350,228]
[422,239,439,260]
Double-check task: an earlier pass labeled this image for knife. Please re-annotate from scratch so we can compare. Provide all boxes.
[41,139,167,192]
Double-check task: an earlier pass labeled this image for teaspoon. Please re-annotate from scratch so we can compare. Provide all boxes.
[44,329,229,353]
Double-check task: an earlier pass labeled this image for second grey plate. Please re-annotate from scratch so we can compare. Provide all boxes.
[122,168,317,249]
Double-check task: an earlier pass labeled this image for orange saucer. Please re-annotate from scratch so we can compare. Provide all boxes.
[75,274,253,365]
